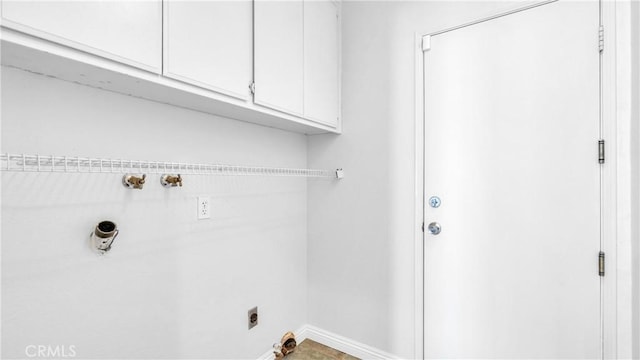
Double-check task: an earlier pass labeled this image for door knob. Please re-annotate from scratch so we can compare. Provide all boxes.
[427,222,441,235]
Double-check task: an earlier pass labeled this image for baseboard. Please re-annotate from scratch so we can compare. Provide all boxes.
[303,325,400,360]
[256,342,277,360]
[257,324,400,360]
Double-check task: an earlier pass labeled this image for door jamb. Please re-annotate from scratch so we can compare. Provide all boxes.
[413,30,424,360]
[601,1,634,359]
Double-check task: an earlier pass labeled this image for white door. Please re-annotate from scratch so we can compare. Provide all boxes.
[303,0,340,127]
[254,0,304,116]
[423,1,601,359]
[163,0,253,100]
[1,0,162,72]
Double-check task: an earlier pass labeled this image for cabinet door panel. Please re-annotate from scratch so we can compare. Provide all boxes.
[164,1,252,100]
[303,0,339,127]
[1,0,161,72]
[254,0,304,116]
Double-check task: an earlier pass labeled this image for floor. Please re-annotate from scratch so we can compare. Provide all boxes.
[286,339,360,360]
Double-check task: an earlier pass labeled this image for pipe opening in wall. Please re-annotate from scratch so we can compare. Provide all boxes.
[97,221,116,234]
[91,220,119,253]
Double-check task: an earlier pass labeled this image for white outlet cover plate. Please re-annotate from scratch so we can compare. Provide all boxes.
[198,196,210,220]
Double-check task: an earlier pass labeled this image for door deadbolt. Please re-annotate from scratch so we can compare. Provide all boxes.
[427,222,441,235]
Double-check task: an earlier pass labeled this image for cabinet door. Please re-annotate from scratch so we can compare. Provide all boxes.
[254,0,304,116]
[163,1,253,100]
[1,0,161,72]
[303,0,339,127]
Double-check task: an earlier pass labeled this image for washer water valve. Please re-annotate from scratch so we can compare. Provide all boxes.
[122,174,146,189]
[160,174,183,188]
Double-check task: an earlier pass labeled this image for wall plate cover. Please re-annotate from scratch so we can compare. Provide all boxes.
[198,196,210,219]
[248,307,258,329]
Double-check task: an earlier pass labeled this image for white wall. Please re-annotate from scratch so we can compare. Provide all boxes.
[1,66,308,359]
[307,1,541,357]
[631,1,640,357]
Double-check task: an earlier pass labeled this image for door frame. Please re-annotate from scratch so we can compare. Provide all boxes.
[412,1,634,358]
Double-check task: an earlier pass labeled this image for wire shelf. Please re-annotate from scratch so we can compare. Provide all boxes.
[0,153,338,179]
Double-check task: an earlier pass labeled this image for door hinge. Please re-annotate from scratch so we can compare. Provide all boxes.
[599,25,604,53]
[249,82,256,95]
[598,139,605,164]
[599,251,605,276]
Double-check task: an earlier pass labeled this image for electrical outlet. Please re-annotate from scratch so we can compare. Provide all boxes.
[248,307,258,329]
[198,196,210,219]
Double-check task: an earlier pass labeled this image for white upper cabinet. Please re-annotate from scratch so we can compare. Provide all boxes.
[254,0,305,117]
[0,0,341,133]
[254,0,340,127]
[303,0,339,127]
[0,0,162,72]
[163,1,253,100]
